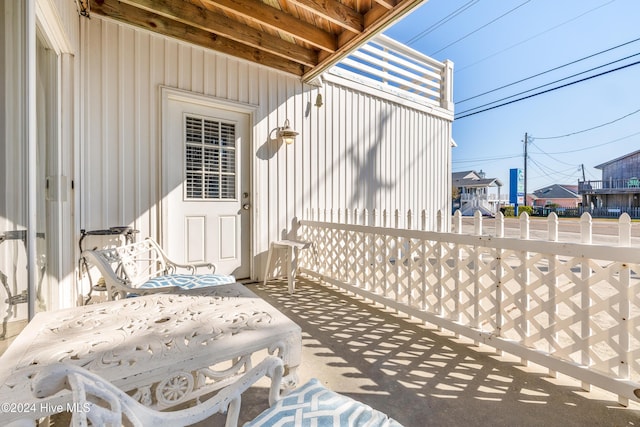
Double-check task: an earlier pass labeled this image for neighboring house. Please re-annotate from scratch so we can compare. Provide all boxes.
[452,170,503,216]
[529,184,581,208]
[578,150,640,211]
[1,0,453,325]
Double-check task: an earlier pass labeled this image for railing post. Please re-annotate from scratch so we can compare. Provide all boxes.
[494,211,505,351]
[393,209,400,302]
[407,209,413,230]
[520,211,529,240]
[581,212,592,244]
[421,209,427,231]
[452,211,463,336]
[473,210,482,235]
[495,211,504,238]
[437,208,445,328]
[519,212,530,364]
[441,59,454,112]
[548,211,558,242]
[547,213,559,378]
[472,216,481,344]
[619,213,632,406]
[453,210,462,234]
[580,212,592,392]
[381,209,389,297]
[362,209,371,292]
[619,212,631,246]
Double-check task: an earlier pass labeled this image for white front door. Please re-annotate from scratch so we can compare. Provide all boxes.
[162,93,251,278]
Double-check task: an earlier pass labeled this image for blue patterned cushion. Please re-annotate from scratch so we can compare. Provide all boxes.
[246,378,403,427]
[140,274,236,289]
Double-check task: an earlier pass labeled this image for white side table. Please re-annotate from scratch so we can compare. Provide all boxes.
[263,240,313,294]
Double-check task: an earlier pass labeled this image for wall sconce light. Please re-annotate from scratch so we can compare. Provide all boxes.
[315,93,323,108]
[277,119,299,145]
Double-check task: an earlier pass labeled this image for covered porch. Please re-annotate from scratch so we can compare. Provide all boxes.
[208,277,640,426]
[3,276,638,425]
[3,1,640,425]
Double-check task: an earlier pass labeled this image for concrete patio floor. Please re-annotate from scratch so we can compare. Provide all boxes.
[2,277,640,426]
[206,276,640,427]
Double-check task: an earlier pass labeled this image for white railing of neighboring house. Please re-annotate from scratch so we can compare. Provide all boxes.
[298,209,640,406]
[487,193,508,202]
[460,193,488,201]
[329,34,454,111]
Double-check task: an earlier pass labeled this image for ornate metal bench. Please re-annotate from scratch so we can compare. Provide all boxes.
[0,284,302,425]
[81,238,235,300]
[12,356,402,427]
[20,356,285,427]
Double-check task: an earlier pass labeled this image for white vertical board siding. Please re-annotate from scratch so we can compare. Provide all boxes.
[80,16,452,279]
[313,81,451,230]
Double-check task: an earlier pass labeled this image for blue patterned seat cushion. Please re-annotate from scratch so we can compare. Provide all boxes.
[139,274,236,290]
[245,378,403,427]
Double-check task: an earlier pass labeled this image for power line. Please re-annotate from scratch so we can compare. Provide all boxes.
[456,0,617,73]
[528,157,580,181]
[430,1,531,56]
[406,0,480,45]
[456,36,640,104]
[454,59,640,120]
[453,131,640,165]
[533,107,640,139]
[535,130,640,155]
[528,142,581,166]
[456,53,640,117]
[452,153,521,164]
[453,131,640,182]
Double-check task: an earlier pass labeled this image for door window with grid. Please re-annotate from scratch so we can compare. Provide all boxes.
[184,115,237,200]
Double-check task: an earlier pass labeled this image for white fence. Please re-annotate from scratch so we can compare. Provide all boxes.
[298,209,640,405]
[330,34,454,111]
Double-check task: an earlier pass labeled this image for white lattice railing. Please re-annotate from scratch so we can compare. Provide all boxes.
[298,209,640,406]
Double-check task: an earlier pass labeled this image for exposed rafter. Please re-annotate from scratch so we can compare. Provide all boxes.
[89,0,427,80]
[201,0,337,53]
[286,0,363,33]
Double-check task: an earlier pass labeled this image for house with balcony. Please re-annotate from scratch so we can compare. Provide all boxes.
[1,1,640,425]
[579,149,640,216]
[452,170,503,216]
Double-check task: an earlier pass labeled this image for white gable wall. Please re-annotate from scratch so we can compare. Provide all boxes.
[79,16,452,280]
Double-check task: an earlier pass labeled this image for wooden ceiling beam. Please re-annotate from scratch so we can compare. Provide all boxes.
[373,0,396,10]
[202,0,337,53]
[91,0,306,76]
[286,0,363,33]
[119,0,317,67]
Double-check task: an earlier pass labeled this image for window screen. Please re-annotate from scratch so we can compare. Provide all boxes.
[184,115,236,200]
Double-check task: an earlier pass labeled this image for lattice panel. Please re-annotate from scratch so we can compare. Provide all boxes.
[299,219,640,391]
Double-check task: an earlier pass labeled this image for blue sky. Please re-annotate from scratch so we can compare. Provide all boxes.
[385,0,640,194]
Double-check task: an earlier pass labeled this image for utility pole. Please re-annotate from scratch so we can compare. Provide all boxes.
[581,163,586,181]
[523,132,528,206]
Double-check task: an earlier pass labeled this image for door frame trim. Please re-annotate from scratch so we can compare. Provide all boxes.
[159,86,257,278]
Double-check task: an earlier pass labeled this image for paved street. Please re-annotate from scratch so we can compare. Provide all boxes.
[457,216,640,246]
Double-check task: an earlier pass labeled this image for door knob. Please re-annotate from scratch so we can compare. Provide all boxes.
[242,203,251,210]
